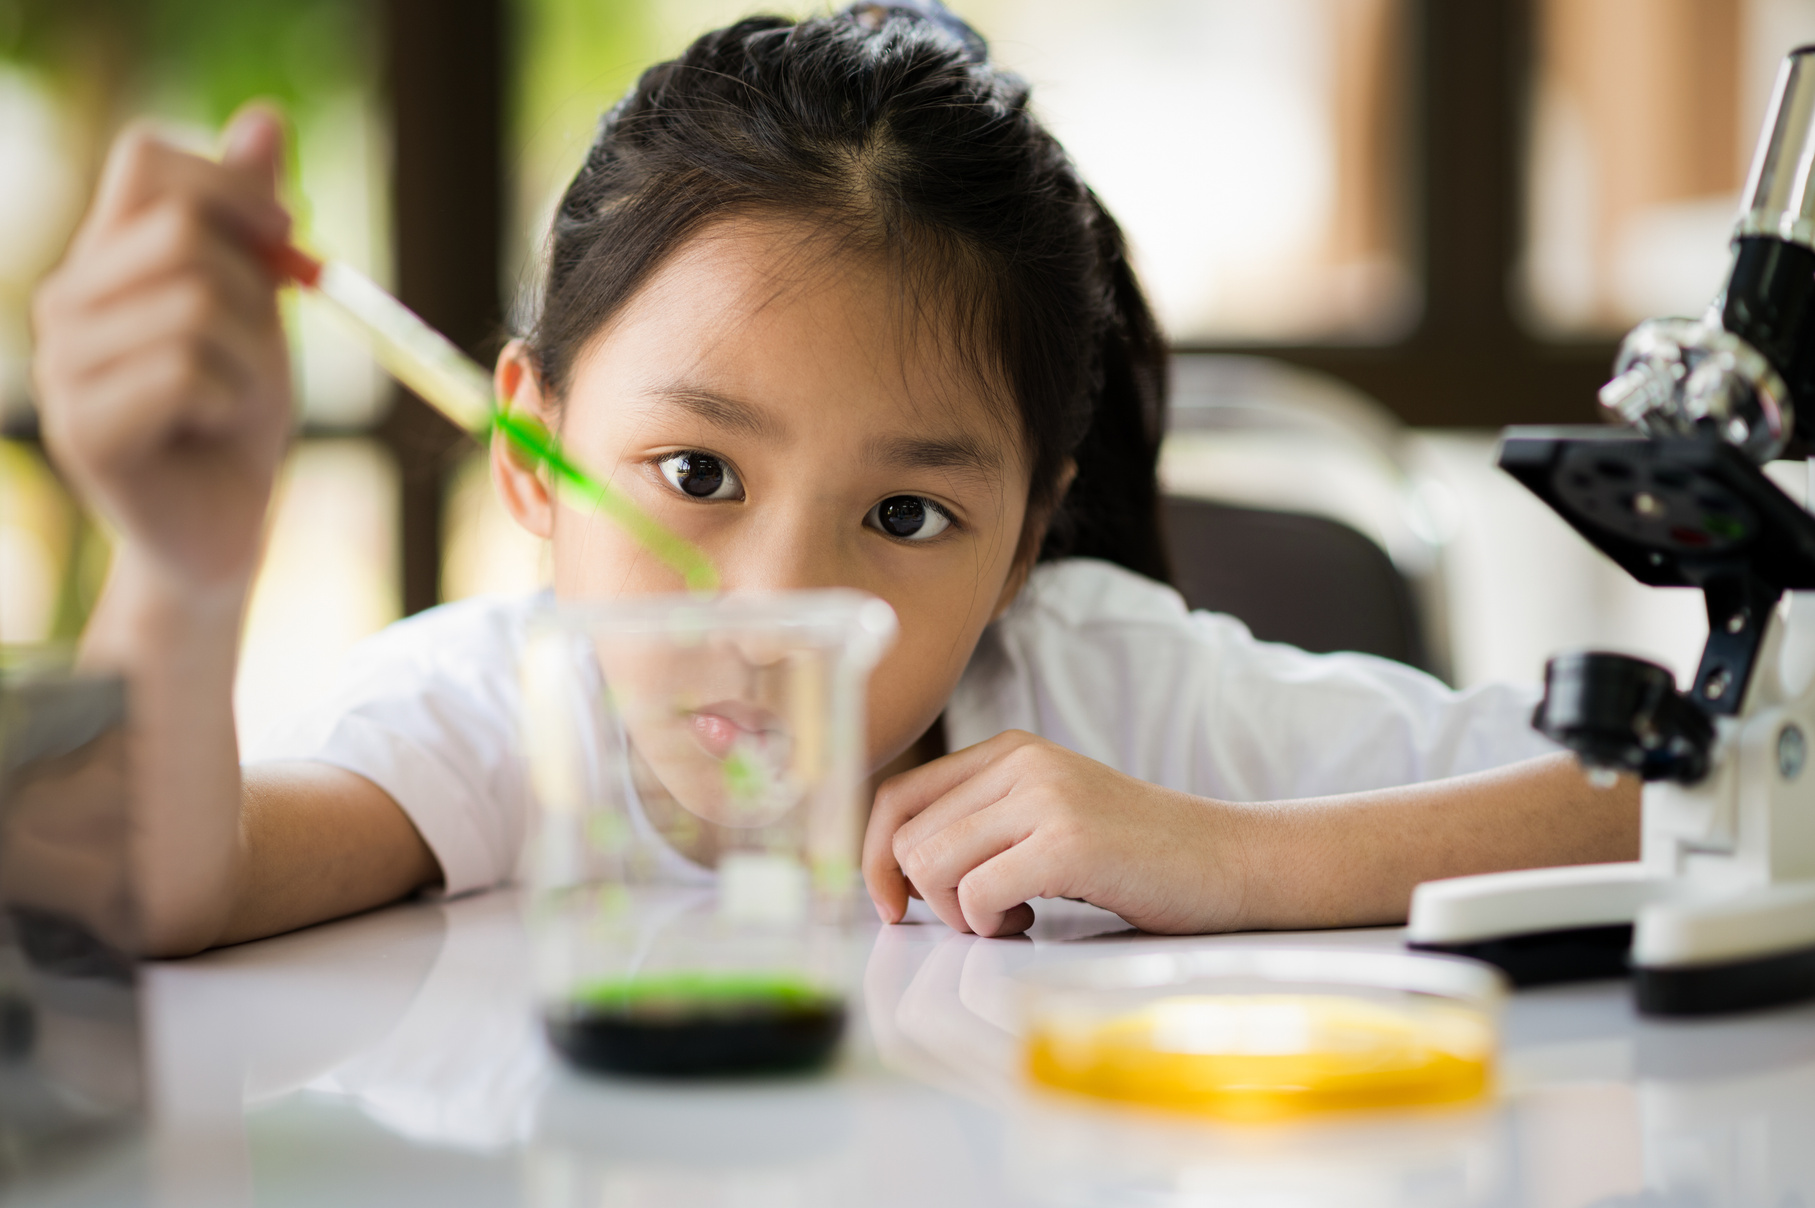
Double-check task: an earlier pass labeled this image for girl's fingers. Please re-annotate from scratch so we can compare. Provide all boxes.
[68,201,280,323]
[896,788,1041,933]
[955,840,1055,937]
[58,305,268,463]
[220,104,286,191]
[891,748,1025,855]
[33,200,284,474]
[80,122,289,258]
[901,800,1048,938]
[883,730,1035,822]
[863,730,1038,921]
[63,275,269,403]
[862,822,913,923]
[900,805,1045,935]
[60,336,263,462]
[66,349,243,483]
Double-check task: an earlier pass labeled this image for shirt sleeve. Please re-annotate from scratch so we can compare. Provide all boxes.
[243,596,535,897]
[946,559,1555,803]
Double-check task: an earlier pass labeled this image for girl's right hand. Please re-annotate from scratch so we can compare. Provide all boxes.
[26,106,443,958]
[32,107,295,601]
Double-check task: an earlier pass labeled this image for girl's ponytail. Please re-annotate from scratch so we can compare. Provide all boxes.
[1039,195,1172,583]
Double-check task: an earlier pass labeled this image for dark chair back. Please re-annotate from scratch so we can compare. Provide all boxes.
[1162,496,1430,672]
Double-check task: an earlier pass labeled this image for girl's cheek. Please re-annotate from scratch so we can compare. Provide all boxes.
[548,523,681,600]
[861,583,998,767]
[864,660,944,770]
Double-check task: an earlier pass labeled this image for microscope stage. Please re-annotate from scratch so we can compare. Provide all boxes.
[1497,427,1815,591]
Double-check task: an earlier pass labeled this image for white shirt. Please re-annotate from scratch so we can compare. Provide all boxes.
[247,558,1553,896]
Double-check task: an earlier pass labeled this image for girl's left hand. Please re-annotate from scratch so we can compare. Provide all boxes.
[862,730,1250,937]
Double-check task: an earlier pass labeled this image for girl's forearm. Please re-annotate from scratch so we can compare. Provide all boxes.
[1232,752,1641,931]
[78,548,251,956]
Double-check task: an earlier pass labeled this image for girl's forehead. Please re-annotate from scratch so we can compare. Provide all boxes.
[570,213,1021,448]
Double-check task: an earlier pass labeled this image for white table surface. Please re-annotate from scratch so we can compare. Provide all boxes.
[9,887,1815,1207]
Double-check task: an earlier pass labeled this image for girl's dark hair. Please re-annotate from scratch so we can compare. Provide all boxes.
[527,0,1171,582]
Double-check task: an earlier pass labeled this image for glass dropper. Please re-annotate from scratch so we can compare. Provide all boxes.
[264,243,719,592]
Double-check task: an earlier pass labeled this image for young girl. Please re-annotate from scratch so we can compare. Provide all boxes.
[32,2,1635,956]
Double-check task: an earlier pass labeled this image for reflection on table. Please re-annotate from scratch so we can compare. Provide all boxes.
[6,886,1814,1206]
[0,674,143,1192]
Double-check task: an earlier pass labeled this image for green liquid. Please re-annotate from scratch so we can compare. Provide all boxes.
[296,255,718,592]
[491,409,718,591]
[546,972,846,1077]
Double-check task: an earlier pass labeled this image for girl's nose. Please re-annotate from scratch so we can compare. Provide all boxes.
[727,631,792,671]
[714,504,849,595]
[710,507,852,670]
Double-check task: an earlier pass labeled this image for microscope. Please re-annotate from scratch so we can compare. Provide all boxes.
[1406,47,1815,1016]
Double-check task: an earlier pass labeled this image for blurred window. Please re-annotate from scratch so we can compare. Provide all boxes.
[0,66,82,428]
[507,0,1413,345]
[238,441,399,744]
[1522,0,1815,334]
[9,0,1795,701]
[968,0,1412,342]
[441,449,546,602]
[0,2,399,730]
[0,441,98,648]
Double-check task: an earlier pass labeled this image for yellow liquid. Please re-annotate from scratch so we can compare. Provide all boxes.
[1027,994,1493,1120]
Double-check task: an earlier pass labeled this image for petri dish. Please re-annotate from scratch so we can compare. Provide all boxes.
[1021,947,1505,1120]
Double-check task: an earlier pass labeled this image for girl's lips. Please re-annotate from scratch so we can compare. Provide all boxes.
[687,700,785,760]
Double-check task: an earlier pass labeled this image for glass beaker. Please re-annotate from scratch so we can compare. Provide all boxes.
[521,590,897,1077]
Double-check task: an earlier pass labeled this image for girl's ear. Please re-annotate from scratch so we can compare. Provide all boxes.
[491,339,556,540]
[991,458,1077,619]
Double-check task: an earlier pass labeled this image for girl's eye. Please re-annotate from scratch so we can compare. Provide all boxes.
[657,452,742,501]
[867,495,953,541]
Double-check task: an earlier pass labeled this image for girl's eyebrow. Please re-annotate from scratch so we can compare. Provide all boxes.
[646,385,1001,478]
[866,432,1004,479]
[648,387,785,439]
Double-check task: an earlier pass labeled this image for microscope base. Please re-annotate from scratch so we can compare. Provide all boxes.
[1635,944,1815,1015]
[1405,863,1669,984]
[1409,865,1815,1009]
[1409,924,1632,986]
[1629,881,1815,1014]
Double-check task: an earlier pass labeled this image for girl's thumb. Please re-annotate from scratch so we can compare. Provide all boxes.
[221,103,286,196]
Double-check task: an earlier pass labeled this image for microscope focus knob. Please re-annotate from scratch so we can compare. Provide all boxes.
[1534,652,1714,784]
